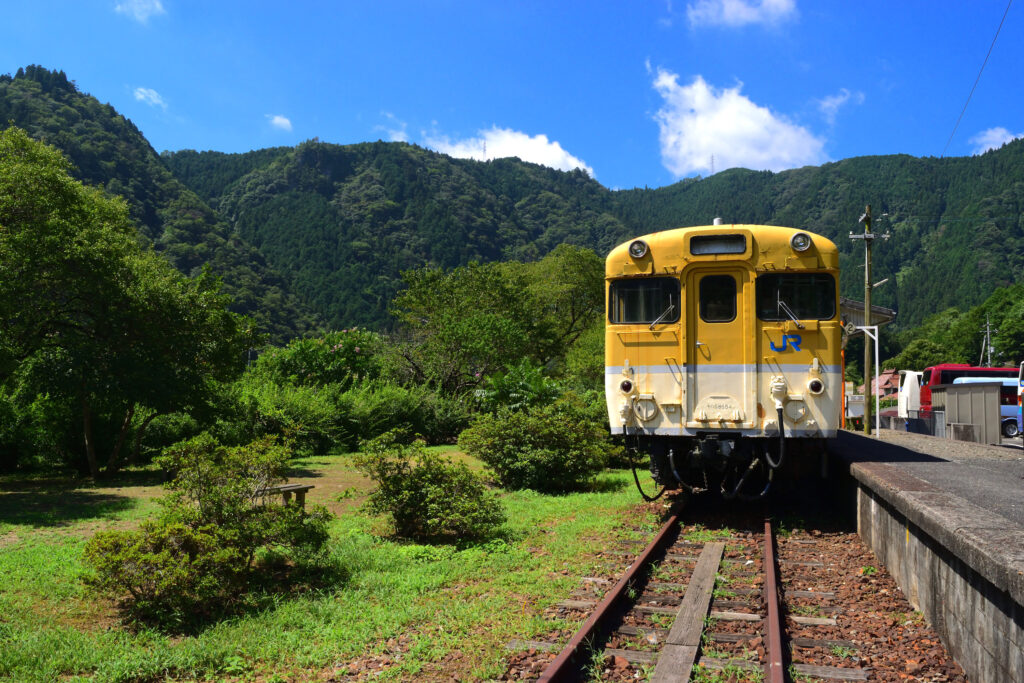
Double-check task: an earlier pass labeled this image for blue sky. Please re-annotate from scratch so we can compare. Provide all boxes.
[4,1,1021,190]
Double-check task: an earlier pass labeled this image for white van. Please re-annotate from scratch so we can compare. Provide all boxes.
[897,370,922,419]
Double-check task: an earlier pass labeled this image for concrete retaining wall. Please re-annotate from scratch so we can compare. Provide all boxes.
[851,462,1024,683]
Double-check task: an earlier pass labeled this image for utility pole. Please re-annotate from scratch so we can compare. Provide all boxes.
[979,315,996,366]
[861,206,873,435]
[849,205,889,435]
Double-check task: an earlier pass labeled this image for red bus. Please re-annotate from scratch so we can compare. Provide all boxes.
[919,363,1019,410]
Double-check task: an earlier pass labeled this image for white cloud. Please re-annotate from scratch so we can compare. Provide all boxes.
[377,112,409,142]
[115,0,165,24]
[969,127,1023,155]
[651,68,826,176]
[133,87,166,110]
[687,0,796,28]
[424,126,595,177]
[267,115,293,132]
[817,88,865,126]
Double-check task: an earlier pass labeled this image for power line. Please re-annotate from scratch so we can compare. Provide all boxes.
[941,0,1013,158]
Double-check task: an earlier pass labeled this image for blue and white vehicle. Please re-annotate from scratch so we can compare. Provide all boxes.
[1019,362,1024,440]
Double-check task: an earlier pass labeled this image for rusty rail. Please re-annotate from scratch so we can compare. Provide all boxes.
[763,519,785,683]
[537,506,682,682]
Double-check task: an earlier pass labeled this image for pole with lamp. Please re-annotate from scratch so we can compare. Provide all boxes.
[849,206,889,435]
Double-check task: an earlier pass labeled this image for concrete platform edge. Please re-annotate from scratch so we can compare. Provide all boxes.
[838,443,1024,607]
[830,431,1024,683]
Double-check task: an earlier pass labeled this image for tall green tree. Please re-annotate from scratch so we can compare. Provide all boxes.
[390,262,533,394]
[388,246,605,394]
[0,127,251,476]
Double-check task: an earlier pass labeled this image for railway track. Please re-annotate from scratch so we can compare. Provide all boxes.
[504,505,964,682]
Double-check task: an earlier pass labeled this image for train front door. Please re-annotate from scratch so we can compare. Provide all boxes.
[687,269,752,428]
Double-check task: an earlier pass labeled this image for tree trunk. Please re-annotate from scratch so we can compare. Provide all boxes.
[129,411,159,465]
[106,405,135,473]
[81,392,100,480]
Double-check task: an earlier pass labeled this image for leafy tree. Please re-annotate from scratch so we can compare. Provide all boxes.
[993,299,1024,365]
[884,339,948,371]
[0,66,321,342]
[389,246,604,395]
[390,262,534,394]
[562,321,605,390]
[514,243,605,365]
[0,127,251,476]
[248,328,383,389]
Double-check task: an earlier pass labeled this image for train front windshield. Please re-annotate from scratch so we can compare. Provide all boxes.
[609,277,681,324]
[755,273,836,321]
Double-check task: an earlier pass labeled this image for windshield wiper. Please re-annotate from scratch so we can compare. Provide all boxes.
[650,298,675,330]
[777,295,805,329]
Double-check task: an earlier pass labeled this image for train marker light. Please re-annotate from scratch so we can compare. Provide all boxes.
[628,240,649,259]
[807,378,825,395]
[619,379,634,394]
[790,232,812,252]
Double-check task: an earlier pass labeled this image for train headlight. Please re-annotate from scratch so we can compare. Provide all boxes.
[628,240,649,259]
[790,232,812,252]
[620,379,635,394]
[807,378,825,395]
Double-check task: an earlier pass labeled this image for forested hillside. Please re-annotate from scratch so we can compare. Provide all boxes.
[5,65,1024,335]
[612,151,1024,326]
[165,142,631,328]
[0,66,321,342]
[168,131,1024,331]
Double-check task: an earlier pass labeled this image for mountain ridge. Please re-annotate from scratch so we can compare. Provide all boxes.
[5,65,1024,335]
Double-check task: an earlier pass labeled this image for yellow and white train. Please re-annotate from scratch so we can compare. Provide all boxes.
[605,222,842,499]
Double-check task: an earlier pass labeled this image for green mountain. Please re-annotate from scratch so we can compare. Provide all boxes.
[165,142,631,328]
[6,65,1024,337]
[613,152,1024,326]
[169,138,1024,330]
[0,66,322,342]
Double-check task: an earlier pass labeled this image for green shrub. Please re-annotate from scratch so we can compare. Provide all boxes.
[83,522,246,625]
[343,380,471,445]
[0,386,71,472]
[83,435,333,627]
[557,389,628,467]
[476,360,561,412]
[218,376,469,455]
[562,322,604,391]
[250,329,383,389]
[458,396,609,492]
[229,379,355,454]
[136,411,203,461]
[354,430,505,543]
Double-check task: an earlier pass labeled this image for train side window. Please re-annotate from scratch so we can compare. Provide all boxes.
[699,275,736,322]
[755,273,836,321]
[608,277,681,324]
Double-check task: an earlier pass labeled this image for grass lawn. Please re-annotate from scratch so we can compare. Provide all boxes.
[0,450,662,682]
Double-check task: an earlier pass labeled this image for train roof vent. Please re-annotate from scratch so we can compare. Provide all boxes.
[713,217,723,225]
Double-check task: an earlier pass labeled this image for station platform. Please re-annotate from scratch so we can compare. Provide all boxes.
[829,430,1024,683]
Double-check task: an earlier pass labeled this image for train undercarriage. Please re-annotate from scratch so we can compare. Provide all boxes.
[629,433,829,501]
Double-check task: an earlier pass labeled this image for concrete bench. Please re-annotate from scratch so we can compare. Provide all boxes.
[256,483,314,508]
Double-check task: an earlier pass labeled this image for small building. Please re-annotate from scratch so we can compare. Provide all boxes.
[857,368,900,399]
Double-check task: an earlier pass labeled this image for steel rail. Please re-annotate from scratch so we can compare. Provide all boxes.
[763,519,785,683]
[537,506,682,683]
